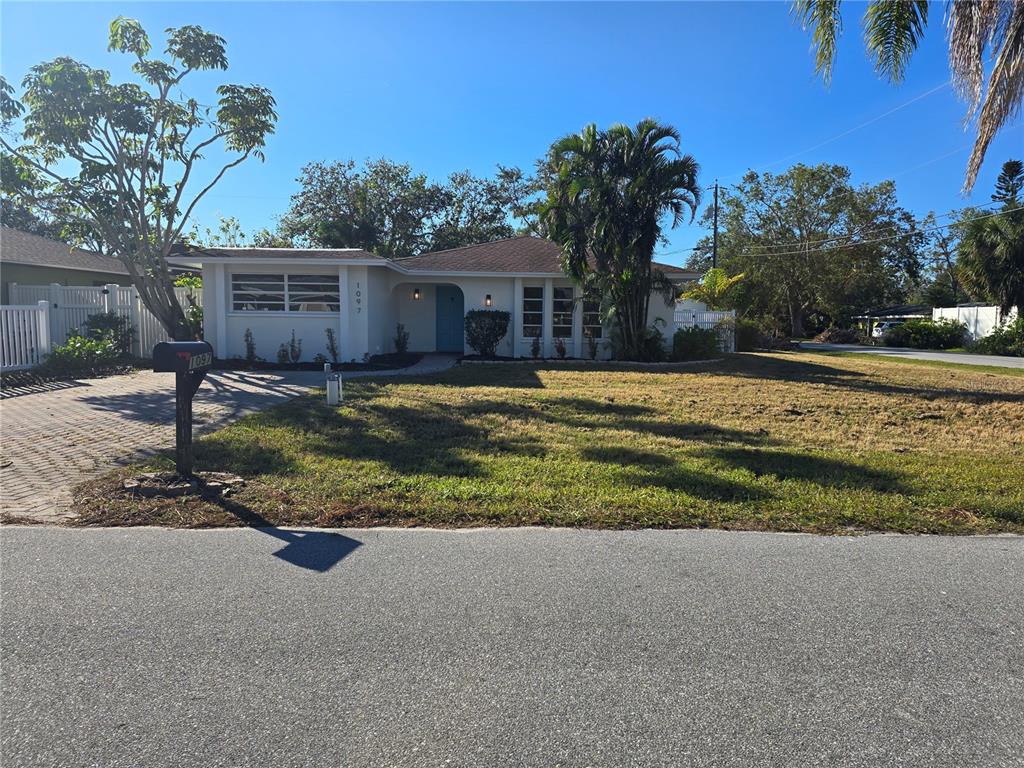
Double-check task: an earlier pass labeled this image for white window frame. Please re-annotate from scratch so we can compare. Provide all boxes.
[583,299,603,339]
[230,272,341,314]
[522,285,543,338]
[552,286,575,339]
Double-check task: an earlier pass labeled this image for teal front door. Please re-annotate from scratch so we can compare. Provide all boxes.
[435,285,464,352]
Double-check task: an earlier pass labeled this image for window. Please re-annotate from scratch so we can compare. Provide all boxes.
[231,273,339,312]
[583,300,602,339]
[522,285,543,337]
[553,286,574,338]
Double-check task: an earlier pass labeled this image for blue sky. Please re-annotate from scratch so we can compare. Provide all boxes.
[2,1,1021,266]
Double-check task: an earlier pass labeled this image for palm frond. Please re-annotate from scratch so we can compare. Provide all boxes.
[792,0,844,83]
[963,1,1024,192]
[863,0,930,82]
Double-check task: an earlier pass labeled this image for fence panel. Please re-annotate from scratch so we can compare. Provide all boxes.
[674,308,736,353]
[5,284,202,362]
[932,305,1016,341]
[0,303,48,371]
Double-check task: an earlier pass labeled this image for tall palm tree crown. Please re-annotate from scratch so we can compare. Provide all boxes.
[792,0,1024,192]
[542,119,700,360]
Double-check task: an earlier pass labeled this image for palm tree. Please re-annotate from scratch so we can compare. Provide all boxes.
[792,0,1024,192]
[680,268,746,310]
[542,119,701,360]
[958,206,1024,317]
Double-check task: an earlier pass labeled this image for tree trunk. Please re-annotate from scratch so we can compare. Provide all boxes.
[788,297,804,338]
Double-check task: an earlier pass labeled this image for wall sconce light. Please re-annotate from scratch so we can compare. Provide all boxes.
[413,288,421,300]
[485,294,492,307]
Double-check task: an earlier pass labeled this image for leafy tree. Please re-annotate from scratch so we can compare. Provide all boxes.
[690,164,921,336]
[792,1,1024,191]
[680,268,745,310]
[542,119,701,360]
[912,212,970,308]
[280,158,537,258]
[429,166,538,251]
[993,159,1024,205]
[281,158,437,258]
[0,18,277,339]
[958,193,1024,316]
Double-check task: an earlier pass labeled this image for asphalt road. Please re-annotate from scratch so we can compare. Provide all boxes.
[2,527,1022,767]
[800,341,1024,368]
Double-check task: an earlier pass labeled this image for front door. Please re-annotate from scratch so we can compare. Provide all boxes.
[435,285,464,352]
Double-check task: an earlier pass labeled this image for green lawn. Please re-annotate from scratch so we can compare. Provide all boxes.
[73,352,1024,534]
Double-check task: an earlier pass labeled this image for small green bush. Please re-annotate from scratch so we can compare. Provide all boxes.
[973,316,1024,357]
[673,326,720,361]
[393,323,410,354]
[39,334,121,375]
[465,310,510,357]
[883,318,966,350]
[530,334,541,359]
[734,318,761,352]
[81,312,135,357]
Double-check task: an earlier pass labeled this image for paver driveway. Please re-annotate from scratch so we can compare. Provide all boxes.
[0,369,323,521]
[0,355,459,521]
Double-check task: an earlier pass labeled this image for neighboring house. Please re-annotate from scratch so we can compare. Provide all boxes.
[170,236,699,361]
[0,227,129,304]
[933,303,1018,341]
[852,304,932,336]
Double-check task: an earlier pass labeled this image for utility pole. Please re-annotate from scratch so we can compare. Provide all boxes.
[712,179,719,269]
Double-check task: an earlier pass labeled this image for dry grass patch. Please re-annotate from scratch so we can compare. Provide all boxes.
[71,352,1024,534]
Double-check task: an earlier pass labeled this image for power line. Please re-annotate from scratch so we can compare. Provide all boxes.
[736,205,1021,259]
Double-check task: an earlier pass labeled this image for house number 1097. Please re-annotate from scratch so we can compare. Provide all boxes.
[355,282,362,313]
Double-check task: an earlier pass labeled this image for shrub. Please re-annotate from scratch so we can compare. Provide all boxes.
[554,337,567,359]
[244,328,257,362]
[585,329,599,359]
[735,318,761,352]
[325,328,340,362]
[609,320,667,361]
[883,318,965,350]
[465,310,510,357]
[813,327,862,344]
[973,316,1024,357]
[286,330,302,363]
[672,326,720,361]
[530,334,541,359]
[39,334,121,375]
[393,323,409,354]
[81,312,135,357]
[276,344,290,364]
[174,275,203,338]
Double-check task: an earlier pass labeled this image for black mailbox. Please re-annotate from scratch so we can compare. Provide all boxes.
[153,340,214,373]
[152,341,215,477]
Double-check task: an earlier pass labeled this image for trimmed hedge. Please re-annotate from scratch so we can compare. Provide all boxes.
[464,310,511,357]
[673,326,719,361]
[882,318,966,350]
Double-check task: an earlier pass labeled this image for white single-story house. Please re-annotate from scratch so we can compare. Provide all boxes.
[170,236,700,361]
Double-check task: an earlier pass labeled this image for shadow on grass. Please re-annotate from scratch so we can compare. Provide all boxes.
[720,354,1024,403]
[705,446,909,493]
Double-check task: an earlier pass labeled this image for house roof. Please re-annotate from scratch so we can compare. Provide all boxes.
[0,227,128,275]
[169,235,699,278]
[394,236,698,277]
[170,245,383,264]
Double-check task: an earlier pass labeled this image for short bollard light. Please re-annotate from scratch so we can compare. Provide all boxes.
[152,340,214,477]
[326,373,342,406]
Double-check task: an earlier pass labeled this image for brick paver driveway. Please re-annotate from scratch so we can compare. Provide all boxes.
[0,369,323,521]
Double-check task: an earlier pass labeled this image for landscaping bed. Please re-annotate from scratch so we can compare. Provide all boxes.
[72,352,1024,534]
[214,352,423,372]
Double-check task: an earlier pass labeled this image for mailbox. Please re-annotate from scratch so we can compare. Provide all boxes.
[152,341,215,477]
[153,340,214,373]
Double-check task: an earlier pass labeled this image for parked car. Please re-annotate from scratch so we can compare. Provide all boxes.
[872,321,903,339]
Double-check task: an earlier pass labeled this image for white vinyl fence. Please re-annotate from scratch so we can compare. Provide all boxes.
[0,302,51,371]
[932,305,1018,341]
[674,308,736,353]
[2,283,200,371]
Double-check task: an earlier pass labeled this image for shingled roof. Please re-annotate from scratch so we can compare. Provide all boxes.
[395,236,697,277]
[0,227,128,275]
[170,245,383,263]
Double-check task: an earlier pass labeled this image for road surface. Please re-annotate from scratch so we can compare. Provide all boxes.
[2,527,1022,767]
[801,341,1024,369]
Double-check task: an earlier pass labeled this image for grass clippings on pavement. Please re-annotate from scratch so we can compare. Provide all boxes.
[71,352,1024,534]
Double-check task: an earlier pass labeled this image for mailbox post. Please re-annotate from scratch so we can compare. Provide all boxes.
[152,341,214,477]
